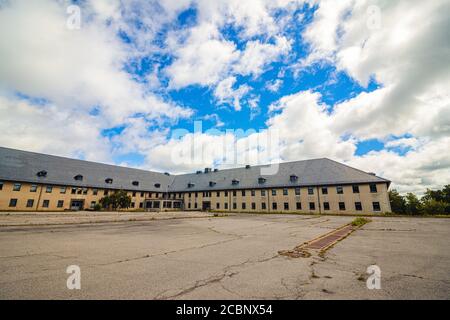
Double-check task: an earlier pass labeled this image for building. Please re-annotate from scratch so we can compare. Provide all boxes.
[0,147,391,214]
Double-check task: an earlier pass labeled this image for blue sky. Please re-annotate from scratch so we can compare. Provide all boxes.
[0,0,449,194]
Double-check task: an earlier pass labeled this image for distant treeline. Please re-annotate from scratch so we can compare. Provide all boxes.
[389,185,450,215]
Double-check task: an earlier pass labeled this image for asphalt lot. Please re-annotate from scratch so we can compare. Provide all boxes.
[0,213,449,299]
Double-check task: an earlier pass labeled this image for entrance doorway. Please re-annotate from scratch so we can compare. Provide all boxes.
[70,200,84,211]
[202,201,211,211]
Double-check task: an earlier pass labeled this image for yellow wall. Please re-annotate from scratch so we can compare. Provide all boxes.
[0,180,391,214]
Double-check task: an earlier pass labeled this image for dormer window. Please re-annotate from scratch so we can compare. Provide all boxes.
[164,172,170,176]
[154,183,161,188]
[231,179,239,185]
[290,174,298,182]
[37,170,47,177]
[258,177,266,184]
[188,182,195,188]
[105,178,113,184]
[74,174,83,181]
[209,181,216,187]
[132,181,139,186]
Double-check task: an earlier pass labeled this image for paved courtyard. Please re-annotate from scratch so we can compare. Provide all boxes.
[0,212,449,299]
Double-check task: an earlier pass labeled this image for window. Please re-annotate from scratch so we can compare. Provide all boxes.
[251,190,255,196]
[82,188,88,195]
[224,191,228,197]
[295,187,300,195]
[132,181,139,186]
[296,202,301,210]
[154,183,161,188]
[290,174,298,182]
[46,186,52,193]
[188,203,191,209]
[323,202,330,210]
[370,184,378,193]
[261,189,266,196]
[104,190,109,196]
[272,189,276,196]
[60,186,66,194]
[308,187,314,195]
[77,188,82,194]
[272,202,277,210]
[132,192,136,197]
[195,192,198,198]
[91,188,98,196]
[321,187,328,195]
[224,203,228,209]
[188,193,191,198]
[242,190,246,196]
[29,184,37,192]
[233,191,237,197]
[232,179,239,185]
[262,202,266,210]
[131,202,135,208]
[37,170,47,177]
[216,203,220,209]
[26,199,34,208]
[233,203,237,209]
[309,202,315,210]
[372,202,381,211]
[57,200,64,208]
[71,188,77,194]
[9,199,17,207]
[251,202,256,210]
[352,185,360,193]
[0,181,3,190]
[139,202,143,208]
[216,191,220,197]
[339,202,346,210]
[283,188,288,196]
[90,201,96,208]
[284,202,289,210]
[105,178,113,184]
[242,203,246,209]
[336,186,343,194]
[13,183,21,191]
[355,202,362,211]
[141,192,145,197]
[43,200,50,208]
[74,174,83,181]
[258,177,266,184]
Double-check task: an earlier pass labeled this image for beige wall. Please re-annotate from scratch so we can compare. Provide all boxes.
[0,180,391,214]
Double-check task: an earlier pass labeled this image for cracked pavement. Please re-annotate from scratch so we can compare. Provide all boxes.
[0,213,449,299]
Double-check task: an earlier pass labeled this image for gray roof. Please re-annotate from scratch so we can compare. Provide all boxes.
[0,147,173,192]
[0,147,389,192]
[170,158,390,192]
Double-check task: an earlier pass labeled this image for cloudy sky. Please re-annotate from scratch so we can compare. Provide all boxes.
[0,0,449,194]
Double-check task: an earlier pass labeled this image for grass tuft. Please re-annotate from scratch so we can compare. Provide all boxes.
[351,217,371,227]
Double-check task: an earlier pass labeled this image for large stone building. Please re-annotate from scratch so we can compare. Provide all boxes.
[0,147,391,214]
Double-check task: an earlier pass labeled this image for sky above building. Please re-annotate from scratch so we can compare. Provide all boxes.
[0,0,449,194]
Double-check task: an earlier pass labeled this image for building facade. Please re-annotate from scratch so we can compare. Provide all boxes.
[0,147,392,214]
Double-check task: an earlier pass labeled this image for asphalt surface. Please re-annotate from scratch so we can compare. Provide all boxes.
[0,213,449,299]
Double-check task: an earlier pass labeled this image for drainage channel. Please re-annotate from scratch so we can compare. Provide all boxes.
[279,223,358,258]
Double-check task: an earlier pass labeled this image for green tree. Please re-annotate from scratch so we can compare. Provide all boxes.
[99,190,131,210]
[405,193,423,215]
[389,189,407,214]
[422,199,446,215]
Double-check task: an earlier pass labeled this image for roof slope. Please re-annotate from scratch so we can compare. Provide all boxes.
[0,147,173,191]
[169,158,389,192]
[0,147,389,192]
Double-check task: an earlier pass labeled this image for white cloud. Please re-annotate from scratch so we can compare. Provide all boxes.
[266,79,283,92]
[214,77,251,111]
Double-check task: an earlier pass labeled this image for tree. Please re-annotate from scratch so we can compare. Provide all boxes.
[99,190,131,211]
[389,190,407,214]
[405,193,423,215]
[422,199,446,215]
